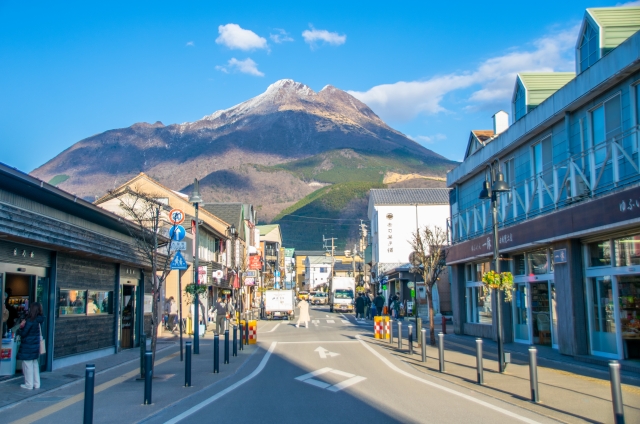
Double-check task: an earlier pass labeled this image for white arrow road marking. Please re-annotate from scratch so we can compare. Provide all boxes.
[315,347,340,359]
[295,367,366,393]
[341,320,350,324]
[266,323,280,333]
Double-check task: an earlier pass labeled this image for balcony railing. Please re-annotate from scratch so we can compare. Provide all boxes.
[450,126,640,244]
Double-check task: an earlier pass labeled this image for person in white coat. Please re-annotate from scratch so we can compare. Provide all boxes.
[296,298,310,328]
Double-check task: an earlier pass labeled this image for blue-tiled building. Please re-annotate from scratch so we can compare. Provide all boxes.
[446,6,640,361]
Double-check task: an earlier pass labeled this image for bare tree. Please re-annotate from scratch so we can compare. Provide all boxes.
[104,186,176,370]
[409,225,448,346]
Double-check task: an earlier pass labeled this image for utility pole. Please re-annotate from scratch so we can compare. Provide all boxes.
[323,235,337,312]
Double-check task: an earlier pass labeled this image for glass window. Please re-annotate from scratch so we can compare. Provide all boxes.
[579,21,599,73]
[591,95,622,165]
[587,276,617,354]
[528,250,549,275]
[513,283,529,341]
[615,235,640,266]
[87,291,114,315]
[618,276,640,346]
[502,158,515,185]
[474,262,491,282]
[589,240,611,267]
[477,288,492,324]
[513,254,526,275]
[58,289,87,316]
[513,80,526,121]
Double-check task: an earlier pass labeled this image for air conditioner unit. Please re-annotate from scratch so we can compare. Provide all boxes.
[565,178,589,202]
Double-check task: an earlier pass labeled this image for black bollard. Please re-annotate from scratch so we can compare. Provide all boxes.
[397,321,402,350]
[233,325,238,357]
[245,321,249,345]
[224,329,230,364]
[83,364,95,424]
[421,328,427,363]
[609,361,625,424]
[438,332,445,372]
[529,347,539,403]
[239,323,244,351]
[213,334,219,374]
[144,350,152,405]
[408,325,413,354]
[476,339,484,385]
[185,341,192,387]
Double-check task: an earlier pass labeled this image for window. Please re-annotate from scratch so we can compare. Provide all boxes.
[502,158,515,186]
[319,267,327,273]
[579,21,599,73]
[513,254,525,275]
[591,94,622,164]
[532,137,553,177]
[465,262,493,325]
[59,289,87,316]
[87,291,114,315]
[614,235,640,267]
[513,80,526,121]
[527,250,549,275]
[588,240,611,267]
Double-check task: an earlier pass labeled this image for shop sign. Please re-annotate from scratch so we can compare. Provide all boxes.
[198,266,207,285]
[144,295,153,314]
[222,290,231,294]
[553,249,567,264]
[249,255,262,270]
[244,278,256,286]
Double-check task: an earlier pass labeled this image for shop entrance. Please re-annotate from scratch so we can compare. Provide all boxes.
[120,284,136,349]
[531,282,552,346]
[512,280,558,348]
[3,272,49,370]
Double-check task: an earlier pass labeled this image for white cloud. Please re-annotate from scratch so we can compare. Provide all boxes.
[216,24,268,51]
[186,41,194,47]
[302,26,346,48]
[270,29,294,43]
[216,58,264,77]
[349,26,578,122]
[617,1,640,6]
[409,134,447,144]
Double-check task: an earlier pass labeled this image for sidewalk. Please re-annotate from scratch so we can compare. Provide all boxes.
[367,322,640,423]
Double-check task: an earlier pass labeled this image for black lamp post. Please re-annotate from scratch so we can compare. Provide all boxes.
[478,161,510,373]
[189,179,203,354]
[227,224,239,317]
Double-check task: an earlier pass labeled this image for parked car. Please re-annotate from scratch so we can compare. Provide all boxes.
[311,292,328,305]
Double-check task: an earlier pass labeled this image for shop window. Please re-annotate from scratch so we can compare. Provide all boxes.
[58,289,87,316]
[591,94,622,165]
[466,287,492,325]
[87,291,114,315]
[528,250,549,275]
[513,254,526,275]
[589,240,611,267]
[614,235,640,267]
[474,262,491,282]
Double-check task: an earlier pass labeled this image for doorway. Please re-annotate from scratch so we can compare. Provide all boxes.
[531,282,552,346]
[120,285,136,349]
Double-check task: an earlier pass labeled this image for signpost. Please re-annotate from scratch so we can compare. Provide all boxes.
[169,209,185,225]
[170,251,188,271]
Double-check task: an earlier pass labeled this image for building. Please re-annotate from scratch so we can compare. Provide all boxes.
[446,6,640,362]
[256,224,282,288]
[294,250,326,290]
[368,188,451,315]
[304,255,332,290]
[0,162,152,371]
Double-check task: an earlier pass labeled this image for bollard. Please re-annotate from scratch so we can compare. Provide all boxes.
[239,323,244,351]
[408,325,413,354]
[245,321,249,345]
[144,350,152,405]
[233,325,238,357]
[417,317,422,345]
[529,347,539,403]
[609,361,625,424]
[139,334,146,378]
[476,339,484,385]
[397,321,402,350]
[224,329,230,364]
[438,332,445,372]
[213,335,219,374]
[83,364,95,424]
[442,315,447,334]
[421,328,427,363]
[389,319,394,344]
[185,342,192,387]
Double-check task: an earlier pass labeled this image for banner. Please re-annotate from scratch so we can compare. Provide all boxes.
[244,277,256,286]
[249,255,262,270]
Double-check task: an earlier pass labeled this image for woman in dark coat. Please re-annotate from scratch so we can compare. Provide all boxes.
[17,302,44,390]
[355,294,365,320]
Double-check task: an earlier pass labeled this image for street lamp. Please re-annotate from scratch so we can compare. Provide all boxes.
[227,224,239,318]
[409,252,422,333]
[478,161,510,373]
[189,178,203,354]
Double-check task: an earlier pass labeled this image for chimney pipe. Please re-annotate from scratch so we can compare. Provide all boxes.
[492,111,509,136]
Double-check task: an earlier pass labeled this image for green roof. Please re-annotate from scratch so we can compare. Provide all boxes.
[256,224,279,236]
[516,73,576,110]
[587,7,640,54]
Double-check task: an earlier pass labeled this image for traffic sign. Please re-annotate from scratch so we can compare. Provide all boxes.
[170,251,188,270]
[409,251,422,267]
[167,241,187,252]
[168,225,186,241]
[275,270,281,277]
[169,209,185,225]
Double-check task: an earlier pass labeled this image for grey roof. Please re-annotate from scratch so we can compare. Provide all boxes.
[370,188,451,205]
[202,203,244,238]
[295,250,327,257]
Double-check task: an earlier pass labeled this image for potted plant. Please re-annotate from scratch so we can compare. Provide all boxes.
[481,270,514,302]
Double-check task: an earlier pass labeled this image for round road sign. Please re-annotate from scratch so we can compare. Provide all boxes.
[409,251,422,267]
[169,209,185,225]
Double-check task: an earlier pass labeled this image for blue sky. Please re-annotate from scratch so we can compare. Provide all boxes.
[1,0,637,172]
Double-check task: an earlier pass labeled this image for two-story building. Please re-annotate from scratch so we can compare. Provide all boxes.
[447,6,640,362]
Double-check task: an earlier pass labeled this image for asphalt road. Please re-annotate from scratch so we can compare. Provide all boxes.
[147,306,557,424]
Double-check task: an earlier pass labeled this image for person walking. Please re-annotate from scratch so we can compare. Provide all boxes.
[374,292,385,317]
[214,297,228,334]
[355,293,365,321]
[17,302,44,390]
[296,298,310,328]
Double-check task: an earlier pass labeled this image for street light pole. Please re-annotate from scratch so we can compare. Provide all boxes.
[189,179,203,355]
[479,162,510,373]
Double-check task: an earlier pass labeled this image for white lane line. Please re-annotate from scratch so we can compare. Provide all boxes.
[341,320,350,324]
[305,379,332,389]
[266,323,280,333]
[330,369,354,378]
[295,367,332,381]
[327,376,366,393]
[326,320,335,323]
[164,342,277,424]
[357,337,541,424]
[279,341,359,344]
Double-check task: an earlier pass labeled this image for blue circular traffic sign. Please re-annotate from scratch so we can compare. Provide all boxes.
[169,225,186,241]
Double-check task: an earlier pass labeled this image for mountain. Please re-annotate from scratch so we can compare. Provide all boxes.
[30,79,456,248]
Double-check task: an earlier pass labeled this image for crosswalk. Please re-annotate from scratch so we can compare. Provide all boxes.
[307,318,371,327]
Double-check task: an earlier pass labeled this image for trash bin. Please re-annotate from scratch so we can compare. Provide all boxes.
[0,337,18,376]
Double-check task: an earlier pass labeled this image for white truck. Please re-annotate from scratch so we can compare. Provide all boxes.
[264,289,296,320]
[329,277,355,313]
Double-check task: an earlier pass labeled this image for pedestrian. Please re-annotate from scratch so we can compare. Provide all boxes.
[355,293,365,320]
[296,298,310,328]
[374,292,385,317]
[392,297,401,320]
[364,293,372,320]
[214,297,227,334]
[17,302,44,390]
[169,297,178,331]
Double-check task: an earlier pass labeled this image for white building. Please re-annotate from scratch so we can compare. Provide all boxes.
[304,256,332,290]
[368,188,451,315]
